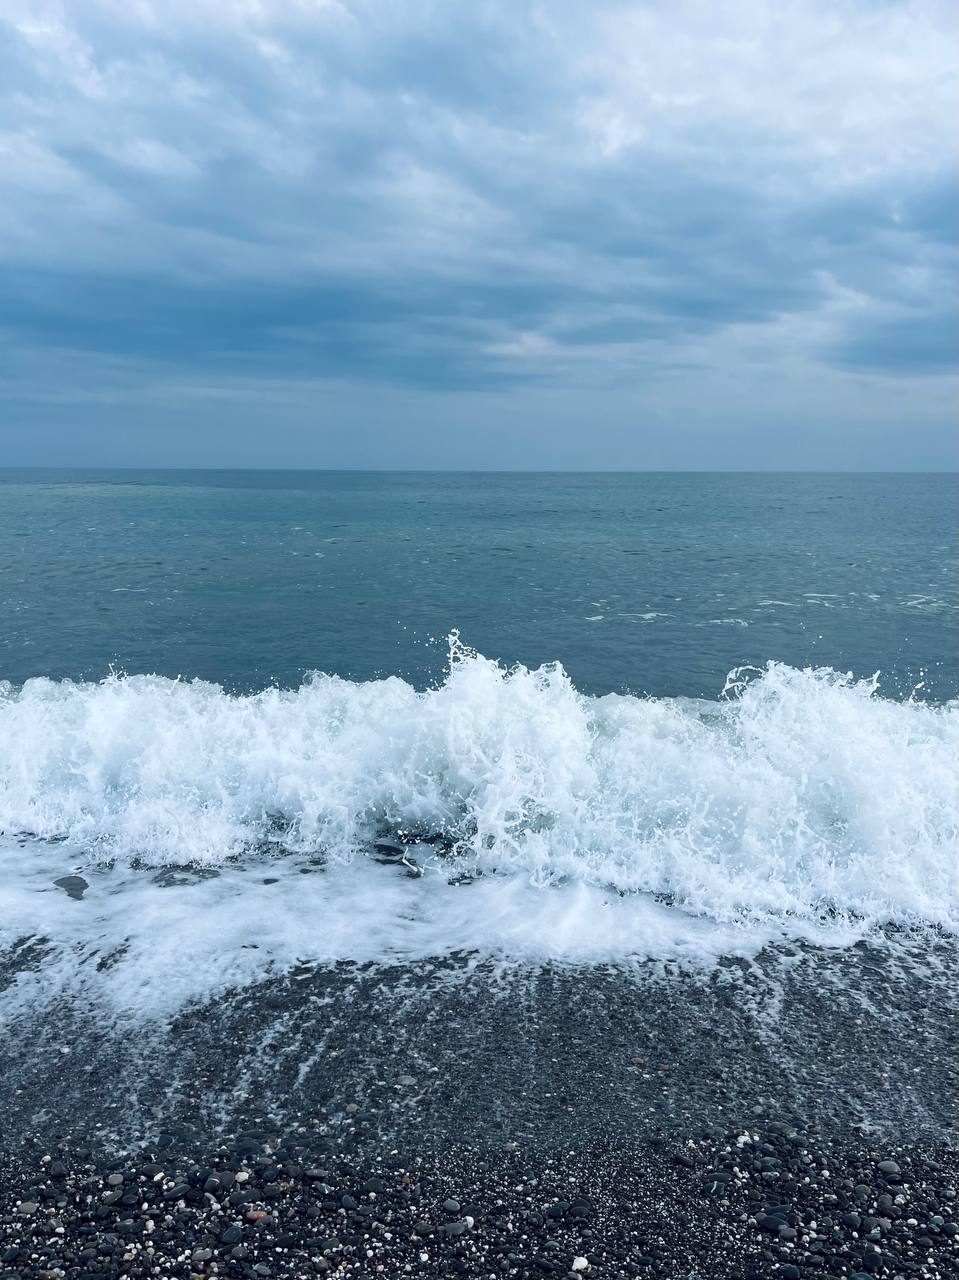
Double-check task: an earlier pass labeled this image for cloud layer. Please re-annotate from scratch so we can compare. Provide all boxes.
[0,0,956,466]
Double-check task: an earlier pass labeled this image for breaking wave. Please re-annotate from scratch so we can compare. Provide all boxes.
[1,637,956,941]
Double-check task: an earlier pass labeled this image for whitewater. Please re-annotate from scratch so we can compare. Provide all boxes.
[1,640,957,1011]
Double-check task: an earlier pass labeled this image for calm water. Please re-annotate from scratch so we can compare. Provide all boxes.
[0,469,955,699]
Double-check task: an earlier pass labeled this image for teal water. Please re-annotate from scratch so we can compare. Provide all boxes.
[1,470,954,699]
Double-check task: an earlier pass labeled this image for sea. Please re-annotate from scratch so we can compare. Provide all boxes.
[0,469,956,1028]
[0,465,952,1157]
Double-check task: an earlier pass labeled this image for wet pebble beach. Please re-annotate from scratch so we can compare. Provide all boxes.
[2,941,958,1279]
[2,1127,957,1280]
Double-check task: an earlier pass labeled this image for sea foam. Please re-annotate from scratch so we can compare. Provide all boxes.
[0,640,957,1007]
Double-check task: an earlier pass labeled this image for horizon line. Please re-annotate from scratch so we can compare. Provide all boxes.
[1,465,956,476]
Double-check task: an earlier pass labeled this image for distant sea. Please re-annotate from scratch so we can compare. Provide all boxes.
[1,469,955,698]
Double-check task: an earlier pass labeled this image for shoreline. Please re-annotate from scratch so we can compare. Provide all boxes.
[2,936,957,1162]
[2,938,956,1276]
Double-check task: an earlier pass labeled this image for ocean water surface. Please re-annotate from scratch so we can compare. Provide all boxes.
[0,470,956,1013]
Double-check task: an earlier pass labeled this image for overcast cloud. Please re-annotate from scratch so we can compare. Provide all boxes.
[0,0,956,467]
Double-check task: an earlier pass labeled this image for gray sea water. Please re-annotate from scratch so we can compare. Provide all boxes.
[1,469,955,698]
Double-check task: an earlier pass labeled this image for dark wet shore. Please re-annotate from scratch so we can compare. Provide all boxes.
[1,936,957,1160]
[1,938,957,1277]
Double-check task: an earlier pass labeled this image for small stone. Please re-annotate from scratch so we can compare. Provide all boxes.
[16,1202,38,1216]
[571,1260,589,1273]
[54,874,89,900]
[443,1199,461,1214]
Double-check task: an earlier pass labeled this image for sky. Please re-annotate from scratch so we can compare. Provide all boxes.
[0,0,956,469]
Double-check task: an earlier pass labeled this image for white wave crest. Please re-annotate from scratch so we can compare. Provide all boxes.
[1,639,956,937]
